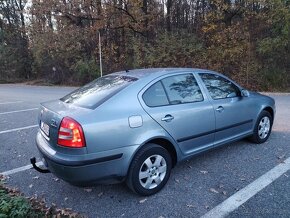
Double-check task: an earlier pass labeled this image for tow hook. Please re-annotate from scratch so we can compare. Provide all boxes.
[30,157,50,173]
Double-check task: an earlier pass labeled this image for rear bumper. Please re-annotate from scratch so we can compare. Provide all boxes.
[35,131,139,185]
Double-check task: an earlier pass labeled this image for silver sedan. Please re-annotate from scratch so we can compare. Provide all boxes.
[32,68,275,196]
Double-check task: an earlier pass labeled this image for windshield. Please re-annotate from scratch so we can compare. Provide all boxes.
[60,75,138,109]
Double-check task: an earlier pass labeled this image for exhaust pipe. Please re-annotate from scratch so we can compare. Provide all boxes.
[30,157,50,173]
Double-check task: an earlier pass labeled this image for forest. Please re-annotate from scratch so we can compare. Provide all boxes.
[0,0,289,91]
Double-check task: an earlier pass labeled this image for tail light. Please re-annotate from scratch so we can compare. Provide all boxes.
[57,117,86,148]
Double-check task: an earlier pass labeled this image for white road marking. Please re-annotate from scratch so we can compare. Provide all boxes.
[0,101,23,105]
[1,162,43,176]
[0,108,38,115]
[0,125,38,135]
[202,157,290,218]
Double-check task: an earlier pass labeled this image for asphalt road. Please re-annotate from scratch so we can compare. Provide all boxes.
[0,84,289,218]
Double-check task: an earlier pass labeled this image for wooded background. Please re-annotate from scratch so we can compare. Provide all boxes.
[0,0,289,90]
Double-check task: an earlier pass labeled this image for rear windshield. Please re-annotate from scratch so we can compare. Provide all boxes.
[60,75,138,109]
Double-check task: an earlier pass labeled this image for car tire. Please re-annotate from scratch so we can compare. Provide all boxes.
[126,143,172,196]
[249,110,273,144]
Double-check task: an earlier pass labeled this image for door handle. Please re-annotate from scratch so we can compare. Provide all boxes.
[161,115,174,122]
[216,106,224,112]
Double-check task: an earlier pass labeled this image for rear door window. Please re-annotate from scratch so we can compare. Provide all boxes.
[61,75,138,109]
[162,74,204,104]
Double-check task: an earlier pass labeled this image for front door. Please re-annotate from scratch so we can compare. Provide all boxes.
[198,73,255,146]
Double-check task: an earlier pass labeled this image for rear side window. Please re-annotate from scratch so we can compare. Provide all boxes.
[143,81,169,107]
[162,74,203,104]
[61,75,138,109]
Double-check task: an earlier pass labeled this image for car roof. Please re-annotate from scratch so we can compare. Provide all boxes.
[111,68,215,79]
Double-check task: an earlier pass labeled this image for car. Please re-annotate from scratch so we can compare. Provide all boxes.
[31,68,275,196]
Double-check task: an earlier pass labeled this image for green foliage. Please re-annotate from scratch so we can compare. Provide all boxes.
[0,181,84,217]
[0,187,43,217]
[72,59,100,84]
[259,69,290,91]
[258,0,290,64]
[132,32,205,68]
[0,29,32,82]
[255,0,290,90]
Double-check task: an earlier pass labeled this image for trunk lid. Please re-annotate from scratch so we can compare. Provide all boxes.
[38,100,90,152]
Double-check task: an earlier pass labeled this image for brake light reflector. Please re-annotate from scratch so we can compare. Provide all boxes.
[57,117,86,148]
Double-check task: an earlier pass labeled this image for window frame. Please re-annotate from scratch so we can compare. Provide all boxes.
[198,73,242,101]
[142,73,204,108]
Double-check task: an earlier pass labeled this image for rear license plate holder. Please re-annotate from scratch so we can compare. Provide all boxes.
[40,121,50,137]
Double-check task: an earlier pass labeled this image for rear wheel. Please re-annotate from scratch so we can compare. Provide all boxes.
[126,143,172,196]
[249,111,273,144]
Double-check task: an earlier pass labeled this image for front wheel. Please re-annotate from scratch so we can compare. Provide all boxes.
[249,111,273,144]
[126,143,172,196]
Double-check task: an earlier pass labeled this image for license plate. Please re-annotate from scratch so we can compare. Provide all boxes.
[40,121,50,137]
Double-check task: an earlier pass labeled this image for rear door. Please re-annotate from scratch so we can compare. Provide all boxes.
[140,72,216,155]
[198,73,255,146]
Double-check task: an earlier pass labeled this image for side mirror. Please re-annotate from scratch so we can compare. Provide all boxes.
[241,89,250,97]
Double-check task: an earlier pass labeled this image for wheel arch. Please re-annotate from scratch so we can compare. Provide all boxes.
[145,138,178,167]
[129,136,179,173]
[262,106,274,120]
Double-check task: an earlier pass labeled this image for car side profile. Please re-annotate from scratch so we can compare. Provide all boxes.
[32,68,275,196]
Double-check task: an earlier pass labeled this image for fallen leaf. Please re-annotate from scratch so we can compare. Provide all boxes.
[186,204,195,208]
[277,154,286,160]
[139,198,147,203]
[222,191,227,196]
[84,188,92,193]
[64,197,68,201]
[29,184,33,188]
[284,174,289,178]
[240,178,246,181]
[0,175,5,181]
[209,188,219,194]
[98,192,103,197]
[53,178,59,182]
[200,170,208,174]
[175,179,180,183]
[33,176,39,179]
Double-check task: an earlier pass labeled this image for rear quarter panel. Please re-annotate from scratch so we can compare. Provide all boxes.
[73,83,183,159]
